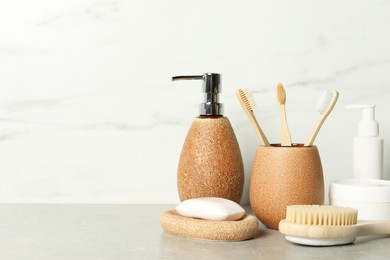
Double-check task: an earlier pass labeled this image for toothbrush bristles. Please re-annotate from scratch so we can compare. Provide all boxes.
[238,89,256,111]
[316,90,334,114]
[277,83,286,104]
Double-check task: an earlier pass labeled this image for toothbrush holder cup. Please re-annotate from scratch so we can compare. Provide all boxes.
[250,144,324,230]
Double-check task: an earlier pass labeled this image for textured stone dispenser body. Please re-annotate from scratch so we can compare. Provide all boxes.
[250,144,324,229]
[177,116,244,203]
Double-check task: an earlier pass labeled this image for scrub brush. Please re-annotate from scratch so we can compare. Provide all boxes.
[304,90,339,146]
[236,89,270,146]
[276,83,292,146]
[279,205,390,246]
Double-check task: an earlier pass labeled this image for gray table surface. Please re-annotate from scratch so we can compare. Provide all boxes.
[0,204,389,259]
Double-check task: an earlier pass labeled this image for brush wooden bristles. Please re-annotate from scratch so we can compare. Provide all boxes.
[285,205,358,226]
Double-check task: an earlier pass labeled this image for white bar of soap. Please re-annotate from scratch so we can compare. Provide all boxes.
[175,197,245,221]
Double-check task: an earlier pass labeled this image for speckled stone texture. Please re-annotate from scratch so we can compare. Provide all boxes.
[160,210,259,241]
[250,144,324,230]
[177,116,244,203]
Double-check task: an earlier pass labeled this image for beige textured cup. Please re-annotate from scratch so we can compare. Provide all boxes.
[250,144,324,230]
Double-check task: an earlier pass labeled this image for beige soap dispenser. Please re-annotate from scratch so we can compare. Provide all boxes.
[172,73,244,203]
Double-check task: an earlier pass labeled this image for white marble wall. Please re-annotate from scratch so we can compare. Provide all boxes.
[0,0,389,203]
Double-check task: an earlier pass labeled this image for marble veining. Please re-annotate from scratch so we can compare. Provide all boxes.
[0,0,390,203]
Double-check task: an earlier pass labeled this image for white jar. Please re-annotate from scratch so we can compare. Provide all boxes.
[329,179,390,220]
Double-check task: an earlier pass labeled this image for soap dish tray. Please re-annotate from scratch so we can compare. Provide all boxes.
[160,209,259,241]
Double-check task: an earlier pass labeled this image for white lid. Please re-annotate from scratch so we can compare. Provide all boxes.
[330,179,390,203]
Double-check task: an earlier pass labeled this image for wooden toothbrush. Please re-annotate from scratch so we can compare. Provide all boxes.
[236,89,270,146]
[276,83,292,146]
[304,90,339,146]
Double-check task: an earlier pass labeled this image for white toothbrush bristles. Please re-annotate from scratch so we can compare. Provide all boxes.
[315,90,334,114]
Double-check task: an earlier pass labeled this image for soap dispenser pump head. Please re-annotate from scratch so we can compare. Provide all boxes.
[172,73,224,116]
[345,104,379,137]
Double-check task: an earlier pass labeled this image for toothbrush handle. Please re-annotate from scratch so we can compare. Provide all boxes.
[279,105,292,146]
[247,110,270,146]
[304,115,326,146]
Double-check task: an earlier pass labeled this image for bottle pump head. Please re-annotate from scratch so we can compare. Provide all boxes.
[172,73,223,116]
[345,104,379,137]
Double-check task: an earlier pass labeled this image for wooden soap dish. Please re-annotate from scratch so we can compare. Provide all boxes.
[160,209,259,241]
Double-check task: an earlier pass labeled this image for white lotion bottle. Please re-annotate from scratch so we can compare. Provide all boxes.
[345,105,383,179]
